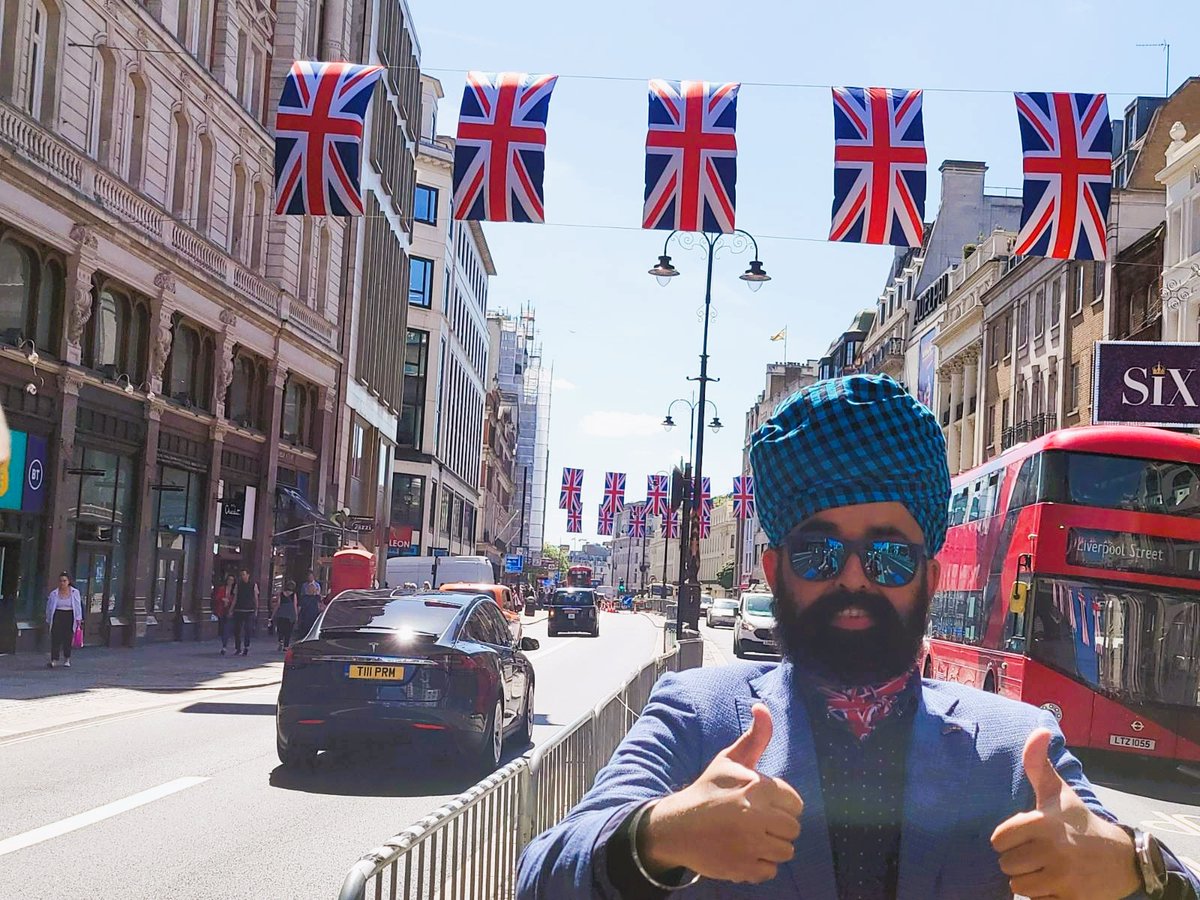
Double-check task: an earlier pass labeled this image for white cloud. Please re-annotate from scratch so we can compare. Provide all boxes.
[580,411,664,438]
[553,376,577,392]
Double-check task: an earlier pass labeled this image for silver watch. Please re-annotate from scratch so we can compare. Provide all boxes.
[1122,825,1167,899]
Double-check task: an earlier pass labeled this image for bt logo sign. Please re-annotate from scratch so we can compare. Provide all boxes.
[27,457,43,492]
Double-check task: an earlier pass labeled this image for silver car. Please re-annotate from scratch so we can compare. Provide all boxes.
[705,597,738,628]
[734,592,779,658]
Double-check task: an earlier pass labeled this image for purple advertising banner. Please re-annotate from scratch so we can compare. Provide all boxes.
[1093,341,1200,427]
[916,327,938,411]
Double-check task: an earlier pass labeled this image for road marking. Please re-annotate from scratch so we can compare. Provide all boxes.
[526,636,582,664]
[1140,811,1200,838]
[0,777,208,857]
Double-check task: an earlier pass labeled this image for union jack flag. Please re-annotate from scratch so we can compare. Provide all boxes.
[664,509,680,539]
[817,670,911,741]
[643,79,739,234]
[602,472,626,515]
[698,476,712,515]
[627,503,647,538]
[732,476,755,520]
[698,509,711,539]
[273,61,385,216]
[829,87,927,247]
[559,467,583,510]
[453,72,558,223]
[566,504,583,533]
[646,474,669,518]
[597,504,614,536]
[1013,92,1112,260]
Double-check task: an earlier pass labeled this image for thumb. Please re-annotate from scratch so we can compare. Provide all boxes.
[722,703,773,769]
[1022,727,1066,810]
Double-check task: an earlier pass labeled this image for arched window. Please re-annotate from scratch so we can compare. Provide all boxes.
[36,258,62,352]
[227,351,267,429]
[316,225,331,313]
[26,0,47,119]
[0,236,65,355]
[195,131,214,234]
[297,220,313,303]
[125,72,149,187]
[168,324,197,402]
[170,109,190,216]
[249,181,265,270]
[87,44,117,166]
[83,282,148,380]
[229,163,247,258]
[0,240,34,342]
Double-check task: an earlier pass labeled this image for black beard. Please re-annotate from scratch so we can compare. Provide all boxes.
[773,563,931,685]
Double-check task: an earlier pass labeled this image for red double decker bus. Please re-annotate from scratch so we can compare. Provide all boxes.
[566,565,594,588]
[929,425,1200,761]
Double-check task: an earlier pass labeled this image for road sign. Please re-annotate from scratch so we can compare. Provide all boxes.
[505,555,524,573]
[432,548,450,557]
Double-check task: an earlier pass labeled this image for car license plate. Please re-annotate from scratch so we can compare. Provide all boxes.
[567,613,575,619]
[347,663,405,681]
[1109,734,1156,751]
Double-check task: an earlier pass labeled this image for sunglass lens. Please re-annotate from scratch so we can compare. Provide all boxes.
[790,539,842,581]
[867,542,919,587]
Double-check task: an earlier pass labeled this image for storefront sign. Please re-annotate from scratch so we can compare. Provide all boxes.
[24,433,46,513]
[1093,342,1200,427]
[388,525,413,549]
[0,431,26,511]
[347,517,375,533]
[1067,528,1200,582]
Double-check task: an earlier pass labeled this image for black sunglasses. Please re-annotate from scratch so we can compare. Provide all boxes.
[786,533,927,588]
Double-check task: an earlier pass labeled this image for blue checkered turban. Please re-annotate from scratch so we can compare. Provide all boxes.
[749,374,951,553]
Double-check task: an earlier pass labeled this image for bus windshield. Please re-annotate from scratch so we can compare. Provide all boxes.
[1049,451,1200,519]
[1029,577,1200,707]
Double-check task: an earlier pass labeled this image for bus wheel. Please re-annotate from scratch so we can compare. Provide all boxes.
[983,672,997,694]
[922,658,932,679]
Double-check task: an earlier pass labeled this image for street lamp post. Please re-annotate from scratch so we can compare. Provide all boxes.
[662,399,720,625]
[650,229,768,638]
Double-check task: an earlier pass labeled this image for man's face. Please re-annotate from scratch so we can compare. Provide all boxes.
[239,570,249,582]
[763,502,940,684]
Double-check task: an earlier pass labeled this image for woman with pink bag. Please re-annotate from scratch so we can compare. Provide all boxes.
[45,572,83,668]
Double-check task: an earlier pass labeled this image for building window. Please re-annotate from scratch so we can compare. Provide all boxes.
[391,473,424,530]
[1093,261,1105,301]
[250,183,266,270]
[1072,265,1084,315]
[1019,300,1029,348]
[1003,313,1012,357]
[986,404,996,448]
[25,0,49,119]
[125,73,149,188]
[229,164,247,259]
[398,329,428,449]
[1190,197,1200,259]
[1033,288,1045,336]
[1050,278,1061,327]
[88,45,117,166]
[0,235,64,355]
[165,319,214,410]
[414,184,437,225]
[170,109,190,217]
[195,131,214,234]
[1070,362,1081,411]
[152,464,204,616]
[82,282,148,381]
[226,351,268,430]
[1002,397,1010,430]
[350,420,365,480]
[408,256,433,307]
[281,375,319,448]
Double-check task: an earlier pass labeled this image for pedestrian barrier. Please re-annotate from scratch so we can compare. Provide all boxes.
[337,637,704,900]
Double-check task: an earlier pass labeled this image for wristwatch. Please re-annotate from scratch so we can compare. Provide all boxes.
[1119,825,1168,899]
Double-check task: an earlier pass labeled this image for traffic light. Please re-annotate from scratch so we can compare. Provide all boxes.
[669,467,685,510]
[618,579,626,593]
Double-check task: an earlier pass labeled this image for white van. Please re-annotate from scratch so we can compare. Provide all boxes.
[384,555,496,589]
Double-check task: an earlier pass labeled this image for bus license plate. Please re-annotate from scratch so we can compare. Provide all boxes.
[1109,734,1156,751]
[347,664,405,681]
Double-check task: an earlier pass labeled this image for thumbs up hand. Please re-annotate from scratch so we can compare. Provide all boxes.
[990,728,1141,900]
[639,703,804,884]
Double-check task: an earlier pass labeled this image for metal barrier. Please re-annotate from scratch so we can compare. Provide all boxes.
[338,638,703,900]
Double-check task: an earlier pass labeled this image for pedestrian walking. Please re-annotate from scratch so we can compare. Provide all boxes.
[213,573,235,656]
[232,568,259,656]
[275,580,298,650]
[45,572,82,668]
[296,570,322,639]
[517,374,1199,900]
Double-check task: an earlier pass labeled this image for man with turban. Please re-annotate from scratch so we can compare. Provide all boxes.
[517,375,1197,900]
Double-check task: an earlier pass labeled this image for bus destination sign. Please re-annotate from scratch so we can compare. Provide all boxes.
[1067,528,1200,582]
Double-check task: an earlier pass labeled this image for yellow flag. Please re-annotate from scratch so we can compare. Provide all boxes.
[770,327,787,342]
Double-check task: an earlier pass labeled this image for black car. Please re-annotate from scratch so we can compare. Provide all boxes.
[276,590,539,773]
[546,588,599,637]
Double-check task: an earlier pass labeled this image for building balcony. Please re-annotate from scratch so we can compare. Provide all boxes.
[861,336,906,373]
[1001,414,1057,451]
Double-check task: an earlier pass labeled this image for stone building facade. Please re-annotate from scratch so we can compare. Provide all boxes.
[0,0,357,650]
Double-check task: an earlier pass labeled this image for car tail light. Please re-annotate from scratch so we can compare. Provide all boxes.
[284,648,309,668]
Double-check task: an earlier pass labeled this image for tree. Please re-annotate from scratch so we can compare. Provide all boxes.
[717,560,736,591]
[541,544,570,579]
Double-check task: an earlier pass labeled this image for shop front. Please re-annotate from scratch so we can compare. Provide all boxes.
[215,437,264,590]
[0,427,51,652]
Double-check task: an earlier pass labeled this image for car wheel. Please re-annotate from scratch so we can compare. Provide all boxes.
[277,735,318,769]
[590,623,599,637]
[516,683,534,744]
[733,636,745,658]
[472,697,504,775]
[547,626,558,637]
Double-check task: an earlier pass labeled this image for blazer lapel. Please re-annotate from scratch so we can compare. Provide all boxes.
[895,683,980,900]
[741,665,839,900]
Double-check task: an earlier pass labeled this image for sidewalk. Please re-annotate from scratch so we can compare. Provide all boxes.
[0,638,284,743]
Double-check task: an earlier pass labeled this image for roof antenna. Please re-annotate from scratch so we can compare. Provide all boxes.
[1136,41,1170,98]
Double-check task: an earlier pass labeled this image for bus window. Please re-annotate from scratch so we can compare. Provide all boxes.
[967,479,985,522]
[1009,454,1042,509]
[1053,451,1200,519]
[984,471,1001,518]
[949,487,969,526]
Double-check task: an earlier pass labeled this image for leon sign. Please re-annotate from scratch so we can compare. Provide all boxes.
[1093,341,1200,427]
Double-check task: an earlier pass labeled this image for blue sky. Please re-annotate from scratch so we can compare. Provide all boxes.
[408,0,1198,548]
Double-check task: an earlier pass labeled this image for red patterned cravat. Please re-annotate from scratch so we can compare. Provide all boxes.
[815,670,915,741]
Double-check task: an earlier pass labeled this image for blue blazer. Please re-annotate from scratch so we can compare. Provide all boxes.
[518,662,1199,899]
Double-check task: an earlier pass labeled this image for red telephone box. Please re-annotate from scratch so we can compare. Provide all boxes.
[330,548,375,597]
